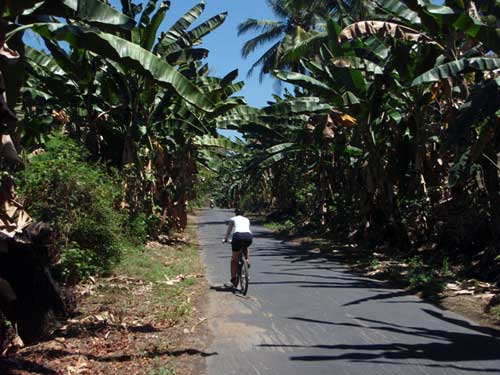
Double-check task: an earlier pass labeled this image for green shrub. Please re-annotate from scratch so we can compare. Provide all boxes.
[405,256,444,296]
[264,219,295,232]
[128,213,149,244]
[18,133,124,283]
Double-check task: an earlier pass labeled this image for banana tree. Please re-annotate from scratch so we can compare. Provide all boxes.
[14,0,244,232]
[337,0,500,244]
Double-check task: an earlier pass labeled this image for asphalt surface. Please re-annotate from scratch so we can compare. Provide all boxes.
[198,208,500,375]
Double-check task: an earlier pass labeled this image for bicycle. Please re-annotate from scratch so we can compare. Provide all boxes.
[223,240,249,295]
[234,246,249,295]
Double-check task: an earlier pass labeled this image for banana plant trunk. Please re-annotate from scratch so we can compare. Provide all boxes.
[360,120,408,250]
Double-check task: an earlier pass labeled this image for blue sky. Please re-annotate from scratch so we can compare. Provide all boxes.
[107,0,280,109]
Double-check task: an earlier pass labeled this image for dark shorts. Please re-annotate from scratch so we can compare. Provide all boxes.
[232,232,252,252]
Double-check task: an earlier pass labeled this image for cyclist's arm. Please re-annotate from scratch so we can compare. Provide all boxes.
[224,220,234,242]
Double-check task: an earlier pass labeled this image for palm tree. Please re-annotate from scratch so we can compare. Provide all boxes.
[238,0,333,80]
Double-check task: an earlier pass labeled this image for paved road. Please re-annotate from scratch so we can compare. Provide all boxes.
[198,208,500,375]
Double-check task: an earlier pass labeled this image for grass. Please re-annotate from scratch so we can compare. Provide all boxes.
[111,223,203,324]
[402,256,451,297]
[263,219,296,232]
[81,220,203,374]
[117,239,201,283]
[148,361,176,375]
[490,306,500,319]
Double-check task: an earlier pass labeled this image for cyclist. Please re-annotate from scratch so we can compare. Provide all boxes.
[223,208,252,287]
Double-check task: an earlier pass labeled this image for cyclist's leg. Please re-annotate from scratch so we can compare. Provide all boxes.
[243,234,252,264]
[231,235,242,285]
[231,250,239,284]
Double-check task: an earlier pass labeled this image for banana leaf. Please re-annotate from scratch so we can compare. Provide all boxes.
[142,1,170,51]
[11,23,214,111]
[139,0,160,27]
[374,0,421,24]
[453,13,500,53]
[331,56,384,75]
[412,57,500,86]
[25,46,65,76]
[194,135,247,153]
[340,21,437,46]
[184,12,227,45]
[165,48,209,65]
[263,97,331,116]
[247,143,301,171]
[157,1,205,53]
[28,0,135,30]
[274,71,337,98]
[2,0,44,16]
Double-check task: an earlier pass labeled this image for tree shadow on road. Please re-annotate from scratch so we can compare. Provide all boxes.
[257,311,500,372]
[250,237,500,371]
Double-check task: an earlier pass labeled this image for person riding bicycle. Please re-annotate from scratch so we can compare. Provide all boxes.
[223,208,252,287]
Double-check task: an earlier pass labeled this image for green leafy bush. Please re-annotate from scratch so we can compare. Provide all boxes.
[405,256,444,296]
[264,219,296,232]
[128,213,149,244]
[18,133,124,283]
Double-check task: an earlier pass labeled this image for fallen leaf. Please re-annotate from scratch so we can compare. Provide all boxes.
[478,293,496,303]
[446,283,461,291]
[454,290,474,296]
[67,356,88,374]
[190,317,207,333]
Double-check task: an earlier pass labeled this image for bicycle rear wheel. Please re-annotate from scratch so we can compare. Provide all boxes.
[238,257,249,295]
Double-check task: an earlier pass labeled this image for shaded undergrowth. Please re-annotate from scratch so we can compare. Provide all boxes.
[1,220,208,375]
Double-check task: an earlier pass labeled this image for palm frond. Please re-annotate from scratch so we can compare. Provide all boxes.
[281,31,326,63]
[246,41,281,81]
[237,19,282,36]
[241,25,285,58]
[266,0,290,19]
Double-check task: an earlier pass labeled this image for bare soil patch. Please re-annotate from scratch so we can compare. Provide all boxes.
[0,219,212,375]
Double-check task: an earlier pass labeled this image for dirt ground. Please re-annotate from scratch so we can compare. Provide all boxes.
[1,287,206,374]
[0,218,213,375]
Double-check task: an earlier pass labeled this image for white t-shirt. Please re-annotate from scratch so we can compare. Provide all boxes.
[229,215,251,233]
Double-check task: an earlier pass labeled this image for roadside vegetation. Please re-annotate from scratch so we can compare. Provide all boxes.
[0,0,237,366]
[18,133,125,283]
[4,222,205,374]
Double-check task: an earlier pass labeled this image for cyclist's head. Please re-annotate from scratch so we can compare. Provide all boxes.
[235,208,245,216]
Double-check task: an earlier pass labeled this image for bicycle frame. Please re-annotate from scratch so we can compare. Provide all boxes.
[235,247,249,295]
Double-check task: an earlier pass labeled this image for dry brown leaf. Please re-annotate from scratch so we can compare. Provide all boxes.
[454,290,475,296]
[339,21,436,45]
[190,317,207,333]
[67,356,88,375]
[446,283,461,291]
